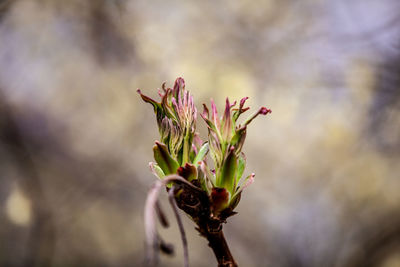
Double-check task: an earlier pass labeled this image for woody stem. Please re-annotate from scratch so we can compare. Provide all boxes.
[174,182,238,266]
[202,228,238,267]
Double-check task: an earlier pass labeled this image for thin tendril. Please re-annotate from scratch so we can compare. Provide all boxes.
[155,200,169,228]
[144,175,201,266]
[169,185,189,267]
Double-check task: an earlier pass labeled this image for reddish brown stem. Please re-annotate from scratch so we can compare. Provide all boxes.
[203,230,237,267]
[174,181,238,266]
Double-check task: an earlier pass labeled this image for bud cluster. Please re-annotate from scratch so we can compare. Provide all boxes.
[138,78,271,219]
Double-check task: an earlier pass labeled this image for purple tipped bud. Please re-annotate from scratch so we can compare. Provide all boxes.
[139,78,197,165]
[174,77,185,90]
[210,99,220,128]
[241,106,272,128]
[137,89,159,107]
[200,93,271,204]
[232,97,250,122]
[202,104,209,118]
[244,173,255,188]
[239,97,249,109]
[221,98,234,141]
[259,107,272,115]
[173,77,185,97]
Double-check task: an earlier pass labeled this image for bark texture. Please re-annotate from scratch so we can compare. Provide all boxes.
[173,182,238,267]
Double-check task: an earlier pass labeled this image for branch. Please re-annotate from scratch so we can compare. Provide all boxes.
[203,230,237,267]
[144,174,239,266]
[144,175,200,266]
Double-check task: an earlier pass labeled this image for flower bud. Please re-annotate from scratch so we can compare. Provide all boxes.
[201,96,270,210]
[140,78,271,219]
[138,78,197,165]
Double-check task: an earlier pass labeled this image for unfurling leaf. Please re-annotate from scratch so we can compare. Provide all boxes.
[217,146,237,194]
[231,173,255,204]
[193,142,209,167]
[149,162,166,179]
[153,141,179,175]
[235,153,246,188]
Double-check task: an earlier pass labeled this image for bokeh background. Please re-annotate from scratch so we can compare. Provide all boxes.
[0,0,400,266]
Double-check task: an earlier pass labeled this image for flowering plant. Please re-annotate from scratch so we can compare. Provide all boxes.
[139,78,270,267]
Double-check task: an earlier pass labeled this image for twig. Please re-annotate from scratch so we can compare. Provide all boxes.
[155,200,169,228]
[169,185,189,267]
[202,230,237,267]
[144,175,202,266]
[144,182,162,265]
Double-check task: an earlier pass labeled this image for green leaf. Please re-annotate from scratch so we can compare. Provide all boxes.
[200,161,215,188]
[235,152,246,189]
[193,142,209,167]
[153,141,179,175]
[181,133,190,165]
[161,89,178,120]
[231,128,246,154]
[149,162,165,179]
[217,146,237,194]
[137,89,165,126]
[137,89,162,111]
[231,173,255,204]
[229,191,241,210]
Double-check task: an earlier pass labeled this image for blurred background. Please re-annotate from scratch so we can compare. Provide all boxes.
[0,0,399,266]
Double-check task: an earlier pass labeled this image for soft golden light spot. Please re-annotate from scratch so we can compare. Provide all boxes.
[380,251,400,267]
[215,66,255,101]
[6,186,32,226]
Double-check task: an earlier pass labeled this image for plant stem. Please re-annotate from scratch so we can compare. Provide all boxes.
[172,182,238,266]
[204,229,237,267]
